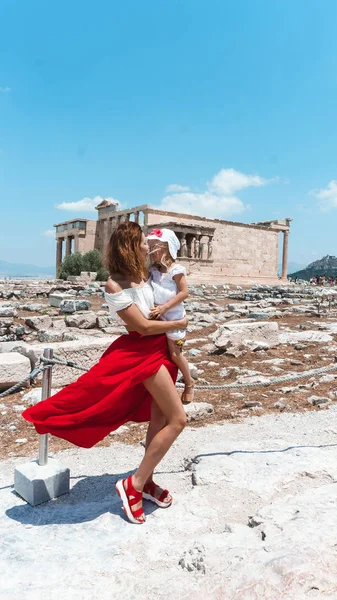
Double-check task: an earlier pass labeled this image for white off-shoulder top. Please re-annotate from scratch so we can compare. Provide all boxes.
[104,281,154,325]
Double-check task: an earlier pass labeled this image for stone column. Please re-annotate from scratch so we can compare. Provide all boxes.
[101,219,108,248]
[199,236,205,260]
[189,236,196,258]
[135,211,140,224]
[105,219,111,243]
[207,236,213,259]
[195,236,200,259]
[180,233,187,257]
[74,234,80,253]
[109,216,117,233]
[281,231,289,279]
[66,236,72,256]
[56,238,63,272]
[186,236,193,258]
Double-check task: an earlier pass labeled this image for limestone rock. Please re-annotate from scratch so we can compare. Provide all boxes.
[319,374,335,383]
[49,293,76,308]
[307,395,331,406]
[184,402,214,422]
[51,318,67,331]
[279,330,333,345]
[101,326,126,335]
[0,307,17,317]
[22,388,62,406]
[0,352,31,391]
[211,321,279,356]
[21,303,45,312]
[97,316,113,329]
[37,330,78,343]
[188,348,201,357]
[25,316,53,331]
[243,400,263,408]
[27,337,117,385]
[64,312,97,329]
[59,299,92,314]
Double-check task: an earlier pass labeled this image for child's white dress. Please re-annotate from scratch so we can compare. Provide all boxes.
[150,264,186,341]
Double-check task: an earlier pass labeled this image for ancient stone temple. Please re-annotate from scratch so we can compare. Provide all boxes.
[54,200,292,283]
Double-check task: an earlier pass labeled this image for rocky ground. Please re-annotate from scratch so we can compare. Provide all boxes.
[1,278,337,460]
[1,278,337,598]
[1,409,337,599]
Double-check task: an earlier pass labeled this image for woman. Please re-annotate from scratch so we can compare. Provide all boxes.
[22,222,187,525]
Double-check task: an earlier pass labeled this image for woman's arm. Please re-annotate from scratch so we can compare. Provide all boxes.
[118,304,188,336]
[105,278,187,335]
[149,274,188,319]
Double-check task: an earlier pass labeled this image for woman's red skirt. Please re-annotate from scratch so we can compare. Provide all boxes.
[22,332,178,448]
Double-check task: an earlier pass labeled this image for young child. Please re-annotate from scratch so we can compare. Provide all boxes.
[147,228,194,404]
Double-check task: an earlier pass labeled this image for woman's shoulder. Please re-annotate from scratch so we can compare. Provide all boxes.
[105,277,123,294]
[104,280,134,313]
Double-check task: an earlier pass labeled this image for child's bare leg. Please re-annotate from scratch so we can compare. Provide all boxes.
[167,338,194,403]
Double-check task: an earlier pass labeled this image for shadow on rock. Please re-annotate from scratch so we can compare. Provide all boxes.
[6,470,159,526]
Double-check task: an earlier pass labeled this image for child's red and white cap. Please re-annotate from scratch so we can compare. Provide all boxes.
[146,228,180,260]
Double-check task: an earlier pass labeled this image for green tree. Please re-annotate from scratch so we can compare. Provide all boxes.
[58,249,109,281]
[58,252,84,279]
[96,266,109,281]
[82,249,103,272]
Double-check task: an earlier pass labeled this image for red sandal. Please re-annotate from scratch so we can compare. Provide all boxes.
[115,476,146,524]
[143,481,173,508]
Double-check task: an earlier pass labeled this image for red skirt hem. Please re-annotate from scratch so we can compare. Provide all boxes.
[22,332,177,448]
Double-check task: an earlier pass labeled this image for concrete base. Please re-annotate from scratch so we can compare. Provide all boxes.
[14,458,70,506]
[49,293,75,308]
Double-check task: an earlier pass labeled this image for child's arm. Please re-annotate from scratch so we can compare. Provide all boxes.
[149,274,188,320]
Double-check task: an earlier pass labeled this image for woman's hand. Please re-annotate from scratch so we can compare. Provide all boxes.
[149,305,166,320]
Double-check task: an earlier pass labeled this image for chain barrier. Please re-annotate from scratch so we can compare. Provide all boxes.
[37,353,337,391]
[39,355,88,371]
[2,352,337,398]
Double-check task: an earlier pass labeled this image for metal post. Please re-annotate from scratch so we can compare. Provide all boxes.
[38,348,53,466]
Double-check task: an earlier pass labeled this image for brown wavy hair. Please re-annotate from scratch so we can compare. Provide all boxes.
[105,221,148,280]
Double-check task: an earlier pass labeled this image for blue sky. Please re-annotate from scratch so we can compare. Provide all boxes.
[1,0,337,268]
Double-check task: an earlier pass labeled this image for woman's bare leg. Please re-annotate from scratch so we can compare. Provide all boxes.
[145,400,166,453]
[143,401,172,503]
[144,400,166,485]
[131,365,186,493]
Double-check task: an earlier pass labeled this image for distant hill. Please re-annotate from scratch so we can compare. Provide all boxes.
[289,255,337,281]
[0,260,55,278]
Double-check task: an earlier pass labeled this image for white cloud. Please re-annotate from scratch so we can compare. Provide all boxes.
[159,168,271,219]
[165,184,190,193]
[312,180,337,211]
[56,196,119,212]
[42,229,55,238]
[0,86,11,93]
[160,191,246,218]
[209,168,269,195]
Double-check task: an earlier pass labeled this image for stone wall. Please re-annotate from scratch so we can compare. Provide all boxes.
[146,210,279,280]
[75,221,99,254]
[54,204,286,283]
